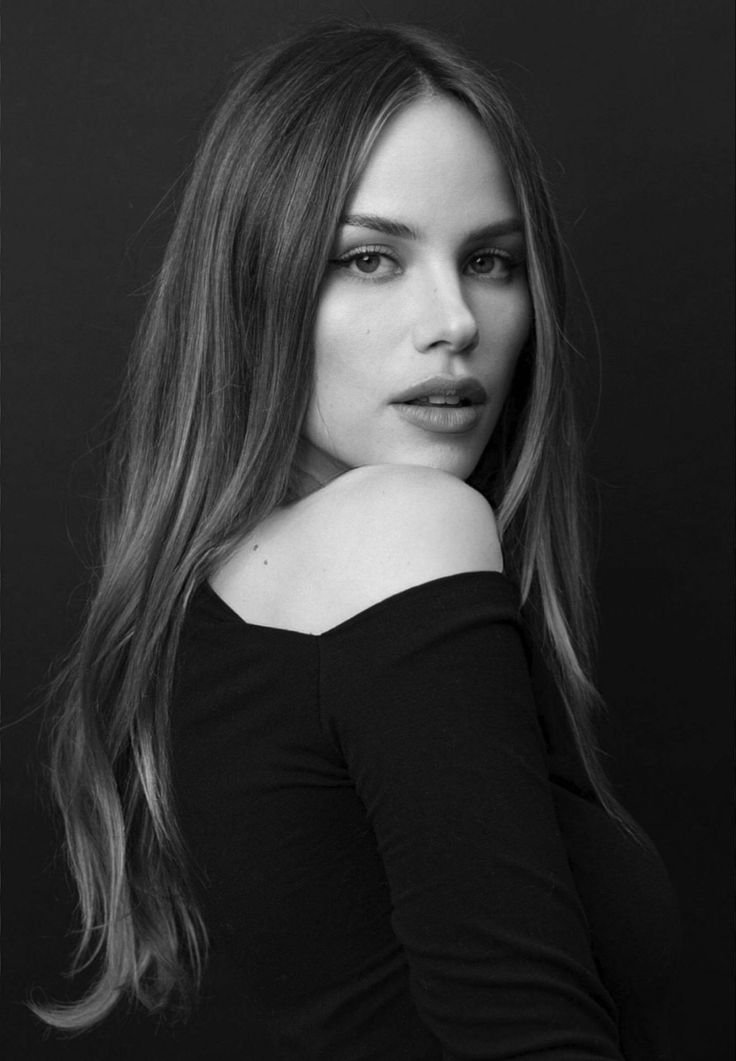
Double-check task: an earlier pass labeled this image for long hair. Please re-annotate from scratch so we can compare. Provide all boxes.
[35,20,640,1031]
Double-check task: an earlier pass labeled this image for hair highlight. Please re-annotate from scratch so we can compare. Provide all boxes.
[35,20,646,1032]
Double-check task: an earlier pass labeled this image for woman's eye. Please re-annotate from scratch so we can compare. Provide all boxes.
[465,250,514,280]
[352,253,384,274]
[331,248,399,279]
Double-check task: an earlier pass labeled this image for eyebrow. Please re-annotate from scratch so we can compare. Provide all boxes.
[339,213,524,241]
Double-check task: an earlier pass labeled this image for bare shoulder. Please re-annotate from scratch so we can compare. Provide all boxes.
[211,465,502,634]
[321,463,500,558]
[300,465,503,619]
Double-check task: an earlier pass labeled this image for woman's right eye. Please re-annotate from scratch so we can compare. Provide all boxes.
[329,247,400,280]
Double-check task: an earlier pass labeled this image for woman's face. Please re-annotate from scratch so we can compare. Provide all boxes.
[300,95,532,487]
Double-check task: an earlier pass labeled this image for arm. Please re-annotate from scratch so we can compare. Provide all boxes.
[318,467,623,1058]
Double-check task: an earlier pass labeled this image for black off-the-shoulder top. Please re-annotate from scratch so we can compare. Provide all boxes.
[167,572,679,1060]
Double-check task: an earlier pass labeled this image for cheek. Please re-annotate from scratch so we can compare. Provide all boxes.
[312,290,391,402]
[311,299,352,402]
[479,288,532,379]
[306,303,373,445]
[503,284,533,348]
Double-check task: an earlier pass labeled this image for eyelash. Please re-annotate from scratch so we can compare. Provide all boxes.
[329,244,521,281]
[329,244,398,279]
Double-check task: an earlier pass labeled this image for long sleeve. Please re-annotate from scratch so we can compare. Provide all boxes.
[319,572,624,1060]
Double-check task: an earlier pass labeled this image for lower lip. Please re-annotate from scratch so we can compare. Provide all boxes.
[392,402,483,433]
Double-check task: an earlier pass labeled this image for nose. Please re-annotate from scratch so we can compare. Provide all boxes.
[411,270,479,355]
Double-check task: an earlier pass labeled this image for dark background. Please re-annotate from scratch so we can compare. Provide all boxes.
[2,1,733,1057]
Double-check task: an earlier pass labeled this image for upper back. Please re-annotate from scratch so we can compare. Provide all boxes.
[209,464,503,635]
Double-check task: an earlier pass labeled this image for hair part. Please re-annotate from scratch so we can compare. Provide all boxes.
[34,19,644,1032]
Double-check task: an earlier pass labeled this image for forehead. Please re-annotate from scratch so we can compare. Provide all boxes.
[345,96,518,227]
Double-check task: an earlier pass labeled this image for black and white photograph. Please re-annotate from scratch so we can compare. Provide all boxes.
[2,2,733,1058]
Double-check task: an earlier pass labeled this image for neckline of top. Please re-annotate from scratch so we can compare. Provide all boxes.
[198,570,516,640]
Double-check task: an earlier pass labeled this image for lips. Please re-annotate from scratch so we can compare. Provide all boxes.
[390,375,487,435]
[391,375,487,407]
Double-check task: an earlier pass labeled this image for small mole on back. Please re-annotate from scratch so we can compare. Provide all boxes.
[252,544,259,551]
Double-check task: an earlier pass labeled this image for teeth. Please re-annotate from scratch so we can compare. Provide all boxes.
[419,395,461,405]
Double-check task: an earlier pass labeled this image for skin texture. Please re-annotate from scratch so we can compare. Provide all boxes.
[212,465,504,632]
[298,94,532,490]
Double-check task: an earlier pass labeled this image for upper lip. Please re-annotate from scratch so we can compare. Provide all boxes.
[391,375,487,405]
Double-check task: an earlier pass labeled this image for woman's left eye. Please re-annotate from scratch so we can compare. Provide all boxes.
[330,248,400,280]
[464,249,515,280]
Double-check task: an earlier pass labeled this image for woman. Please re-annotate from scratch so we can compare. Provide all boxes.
[35,20,679,1059]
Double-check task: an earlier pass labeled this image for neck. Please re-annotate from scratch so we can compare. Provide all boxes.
[291,438,350,499]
